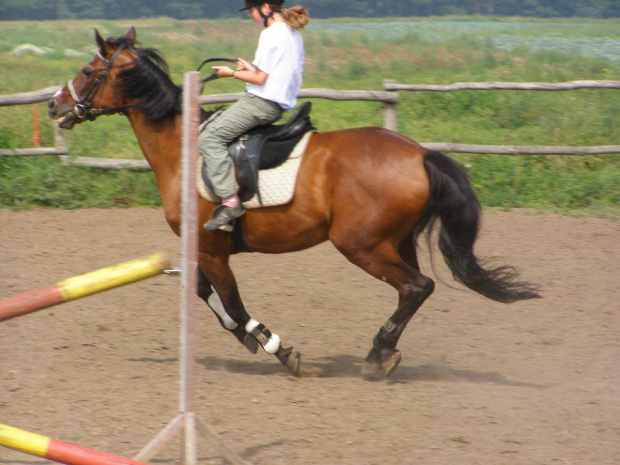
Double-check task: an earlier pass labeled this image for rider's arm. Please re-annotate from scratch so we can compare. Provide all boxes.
[232,67,268,86]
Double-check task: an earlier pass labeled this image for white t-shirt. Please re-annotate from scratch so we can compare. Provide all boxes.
[246,22,304,110]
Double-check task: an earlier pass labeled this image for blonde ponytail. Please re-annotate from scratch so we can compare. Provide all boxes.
[279,5,309,30]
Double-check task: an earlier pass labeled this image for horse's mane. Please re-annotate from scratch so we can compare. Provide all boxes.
[107,35,182,126]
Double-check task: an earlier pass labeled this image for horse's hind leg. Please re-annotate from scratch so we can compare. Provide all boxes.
[335,237,434,377]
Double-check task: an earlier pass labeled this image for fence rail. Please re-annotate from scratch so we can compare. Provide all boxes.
[382,79,620,92]
[0,86,59,106]
[0,80,618,165]
[420,143,620,155]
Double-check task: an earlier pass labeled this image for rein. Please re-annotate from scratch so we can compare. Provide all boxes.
[196,57,238,93]
[67,44,140,120]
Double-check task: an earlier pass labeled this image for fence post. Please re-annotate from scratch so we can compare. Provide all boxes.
[134,71,252,465]
[383,79,398,131]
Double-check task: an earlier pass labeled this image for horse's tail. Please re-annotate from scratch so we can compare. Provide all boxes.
[414,149,540,303]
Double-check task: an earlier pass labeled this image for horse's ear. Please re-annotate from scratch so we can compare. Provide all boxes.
[95,29,108,53]
[126,27,137,46]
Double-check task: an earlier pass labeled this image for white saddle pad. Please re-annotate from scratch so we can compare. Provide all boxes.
[197,131,315,208]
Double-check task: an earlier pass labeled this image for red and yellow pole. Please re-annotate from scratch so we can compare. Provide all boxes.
[0,252,171,322]
[0,423,152,465]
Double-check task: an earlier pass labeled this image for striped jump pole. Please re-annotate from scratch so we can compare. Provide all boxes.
[0,252,171,322]
[0,423,152,465]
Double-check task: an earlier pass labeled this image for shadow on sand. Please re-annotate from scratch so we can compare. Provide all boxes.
[129,353,544,388]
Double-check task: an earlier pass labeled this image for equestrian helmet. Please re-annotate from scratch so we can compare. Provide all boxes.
[240,0,285,12]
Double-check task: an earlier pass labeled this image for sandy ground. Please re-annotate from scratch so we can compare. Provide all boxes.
[0,207,618,465]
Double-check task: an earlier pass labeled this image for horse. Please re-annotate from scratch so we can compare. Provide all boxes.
[48,27,540,378]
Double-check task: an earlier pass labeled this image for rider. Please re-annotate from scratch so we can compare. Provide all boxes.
[200,0,309,231]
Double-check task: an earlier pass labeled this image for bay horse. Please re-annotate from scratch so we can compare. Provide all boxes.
[48,27,539,378]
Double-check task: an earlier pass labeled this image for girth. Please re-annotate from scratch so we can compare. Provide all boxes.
[201,101,314,204]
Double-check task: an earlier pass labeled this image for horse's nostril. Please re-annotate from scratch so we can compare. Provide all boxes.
[48,99,54,109]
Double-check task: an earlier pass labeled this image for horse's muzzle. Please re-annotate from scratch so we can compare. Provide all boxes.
[48,96,78,129]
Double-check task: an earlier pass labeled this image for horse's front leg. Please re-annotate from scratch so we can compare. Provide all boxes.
[197,255,301,375]
[196,265,258,354]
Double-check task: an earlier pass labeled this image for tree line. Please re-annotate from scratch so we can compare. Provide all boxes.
[1,0,618,21]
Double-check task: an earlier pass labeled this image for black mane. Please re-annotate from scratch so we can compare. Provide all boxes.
[108,36,182,126]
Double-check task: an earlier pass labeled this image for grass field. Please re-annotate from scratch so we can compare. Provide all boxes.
[0,17,618,215]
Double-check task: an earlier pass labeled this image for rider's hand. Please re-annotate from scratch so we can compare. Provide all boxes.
[212,66,234,78]
[237,58,256,72]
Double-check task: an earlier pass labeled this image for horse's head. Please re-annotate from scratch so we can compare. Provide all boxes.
[48,27,141,130]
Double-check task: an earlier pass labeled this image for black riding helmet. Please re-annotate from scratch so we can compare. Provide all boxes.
[241,0,285,27]
[240,0,285,12]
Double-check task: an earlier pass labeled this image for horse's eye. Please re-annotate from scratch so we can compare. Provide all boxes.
[82,67,93,77]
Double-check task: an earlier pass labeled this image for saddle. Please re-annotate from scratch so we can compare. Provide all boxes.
[201,101,314,204]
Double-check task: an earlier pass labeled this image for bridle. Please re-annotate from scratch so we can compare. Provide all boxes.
[67,43,139,120]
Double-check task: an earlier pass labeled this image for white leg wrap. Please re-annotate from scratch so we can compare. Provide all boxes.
[207,292,238,330]
[263,333,281,354]
[245,318,281,354]
[245,318,260,334]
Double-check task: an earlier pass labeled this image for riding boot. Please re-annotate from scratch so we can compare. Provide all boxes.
[204,204,246,232]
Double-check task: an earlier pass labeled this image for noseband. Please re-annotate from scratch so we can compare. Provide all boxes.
[67,44,139,120]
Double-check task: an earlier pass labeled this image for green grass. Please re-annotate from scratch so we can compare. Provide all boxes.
[0,16,618,217]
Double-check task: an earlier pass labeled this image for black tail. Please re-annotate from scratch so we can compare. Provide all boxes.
[414,150,540,303]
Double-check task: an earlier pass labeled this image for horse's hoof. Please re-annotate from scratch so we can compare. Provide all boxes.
[242,334,259,354]
[286,349,301,376]
[361,360,381,379]
[362,347,382,379]
[276,346,301,376]
[362,348,402,378]
[382,350,402,377]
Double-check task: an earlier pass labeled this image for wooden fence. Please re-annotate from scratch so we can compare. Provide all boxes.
[0,80,618,168]
[0,86,68,157]
[382,79,620,155]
